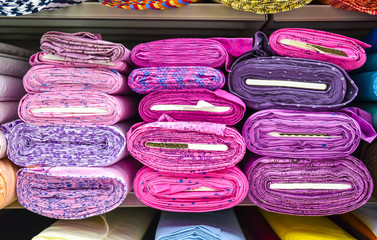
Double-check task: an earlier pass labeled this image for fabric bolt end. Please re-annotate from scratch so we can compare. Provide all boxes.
[0,102,20,125]
[359,140,377,199]
[98,0,198,10]
[0,75,27,101]
[320,0,377,15]
[0,158,18,209]
[352,205,377,239]
[352,71,377,101]
[363,27,377,54]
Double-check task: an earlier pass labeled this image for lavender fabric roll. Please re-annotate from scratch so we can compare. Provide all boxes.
[243,154,373,216]
[0,102,19,124]
[2,120,130,167]
[0,54,31,78]
[242,108,376,158]
[0,75,26,101]
[139,89,246,125]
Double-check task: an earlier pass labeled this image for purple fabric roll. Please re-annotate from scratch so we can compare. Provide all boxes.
[242,107,376,158]
[243,154,373,216]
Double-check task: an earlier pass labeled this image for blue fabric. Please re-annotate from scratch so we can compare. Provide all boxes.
[352,71,377,101]
[363,27,377,54]
[155,209,246,240]
[354,52,377,73]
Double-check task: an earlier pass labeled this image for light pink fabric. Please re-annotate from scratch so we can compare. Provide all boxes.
[0,75,26,101]
[0,102,19,124]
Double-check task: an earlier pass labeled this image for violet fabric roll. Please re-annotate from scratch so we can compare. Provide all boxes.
[228,56,358,111]
[3,120,130,167]
[127,114,245,173]
[128,66,225,94]
[269,28,370,71]
[0,75,26,101]
[139,89,246,125]
[243,154,373,216]
[242,108,376,158]
[18,91,137,126]
[0,54,31,78]
[23,65,130,94]
[17,158,140,220]
[0,102,19,124]
[134,166,248,212]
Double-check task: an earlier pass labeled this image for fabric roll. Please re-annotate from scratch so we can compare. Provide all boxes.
[155,209,246,240]
[359,140,377,198]
[131,38,253,70]
[32,208,156,240]
[134,166,248,212]
[335,212,377,240]
[128,66,225,94]
[139,89,246,125]
[354,52,377,73]
[30,31,131,73]
[243,154,373,216]
[127,114,245,173]
[269,28,370,71]
[18,91,137,126]
[229,55,357,110]
[23,65,130,94]
[0,102,19,124]
[242,108,376,158]
[260,209,356,240]
[216,0,312,14]
[320,0,376,15]
[0,158,18,209]
[17,158,140,220]
[352,206,377,239]
[3,120,130,167]
[363,27,377,54]
[0,75,26,101]
[0,54,31,78]
[98,0,197,10]
[352,72,377,101]
[0,42,35,59]
[0,130,6,159]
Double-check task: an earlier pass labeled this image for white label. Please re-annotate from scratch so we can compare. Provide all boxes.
[186,186,218,192]
[146,141,228,151]
[245,79,327,90]
[270,183,352,190]
[268,132,339,138]
[42,54,115,66]
[31,107,108,114]
[150,100,231,113]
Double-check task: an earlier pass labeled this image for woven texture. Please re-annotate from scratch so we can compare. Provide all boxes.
[321,0,377,15]
[98,0,198,10]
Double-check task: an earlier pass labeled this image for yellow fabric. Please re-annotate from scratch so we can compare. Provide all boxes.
[259,209,356,240]
[0,158,18,209]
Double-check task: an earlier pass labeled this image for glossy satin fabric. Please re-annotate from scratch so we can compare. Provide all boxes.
[337,212,377,240]
[127,114,245,173]
[134,166,248,212]
[18,91,137,126]
[363,27,377,54]
[269,28,370,71]
[32,208,156,240]
[155,209,246,240]
[0,158,18,209]
[3,120,130,167]
[353,206,377,239]
[139,89,246,125]
[320,0,377,15]
[229,55,357,110]
[242,108,376,158]
[128,66,225,94]
[131,38,253,70]
[354,52,377,73]
[0,102,19,124]
[260,209,356,240]
[352,72,377,101]
[17,158,139,219]
[24,65,130,94]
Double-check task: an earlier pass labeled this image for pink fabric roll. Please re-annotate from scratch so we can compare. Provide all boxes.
[23,65,130,94]
[0,75,26,101]
[0,102,19,124]
[134,166,248,212]
[18,91,137,126]
[139,89,246,125]
[269,28,370,71]
[127,114,246,173]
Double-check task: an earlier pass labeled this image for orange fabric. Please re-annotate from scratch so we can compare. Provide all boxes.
[0,158,18,208]
[340,213,377,240]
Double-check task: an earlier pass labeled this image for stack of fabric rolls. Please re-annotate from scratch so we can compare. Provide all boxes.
[1,31,141,220]
[229,28,377,216]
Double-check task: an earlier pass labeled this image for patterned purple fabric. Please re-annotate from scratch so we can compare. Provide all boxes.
[242,108,376,158]
[2,120,130,167]
[127,114,246,173]
[139,89,246,125]
[128,66,225,94]
[243,154,373,216]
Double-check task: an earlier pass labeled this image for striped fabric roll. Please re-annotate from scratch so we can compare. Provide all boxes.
[321,0,376,15]
[98,0,198,10]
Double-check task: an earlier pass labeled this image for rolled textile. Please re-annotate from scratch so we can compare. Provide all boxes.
[242,108,376,158]
[30,31,132,73]
[320,0,376,15]
[243,154,373,216]
[216,0,312,14]
[269,28,370,71]
[127,114,245,173]
[128,66,225,94]
[155,209,246,240]
[131,38,253,70]
[23,65,130,94]
[0,42,35,59]
[229,55,357,111]
[355,103,377,130]
[32,208,156,240]
[363,27,377,54]
[17,158,140,219]
[134,166,248,212]
[98,0,198,10]
[0,75,26,101]
[0,158,18,209]
[139,89,246,125]
[0,54,31,78]
[18,91,137,126]
[352,72,377,101]
[352,206,377,239]
[0,130,6,159]
[359,140,377,198]
[0,102,19,124]
[354,52,377,73]
[259,209,356,240]
[334,212,377,240]
[3,120,130,167]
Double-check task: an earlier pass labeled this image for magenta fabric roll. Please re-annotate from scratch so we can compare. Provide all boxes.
[131,38,253,70]
[18,91,137,126]
[0,75,26,101]
[17,158,140,219]
[0,102,19,124]
[242,107,376,158]
[23,65,130,94]
[139,89,246,125]
[127,114,245,173]
[269,28,370,71]
[30,31,132,73]
[134,166,248,212]
[243,154,373,216]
